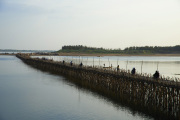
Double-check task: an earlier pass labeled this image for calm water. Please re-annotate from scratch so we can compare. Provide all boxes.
[0,55,153,120]
[34,56,180,79]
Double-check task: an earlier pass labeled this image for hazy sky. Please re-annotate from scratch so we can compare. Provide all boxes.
[0,0,180,50]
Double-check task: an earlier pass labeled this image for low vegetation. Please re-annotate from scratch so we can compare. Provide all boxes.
[57,45,180,54]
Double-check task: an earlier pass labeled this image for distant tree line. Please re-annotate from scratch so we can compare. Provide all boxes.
[62,45,104,51]
[124,45,180,54]
[58,45,180,54]
[59,45,123,54]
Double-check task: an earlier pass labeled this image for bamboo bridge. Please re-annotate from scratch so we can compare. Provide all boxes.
[16,54,180,120]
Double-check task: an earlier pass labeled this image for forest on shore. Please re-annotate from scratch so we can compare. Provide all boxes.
[57,45,180,54]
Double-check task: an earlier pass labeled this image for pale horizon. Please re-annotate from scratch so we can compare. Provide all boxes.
[1,0,180,50]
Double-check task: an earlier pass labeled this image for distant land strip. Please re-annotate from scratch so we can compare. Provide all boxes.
[56,53,180,56]
[1,52,180,57]
[57,45,180,55]
[1,45,180,56]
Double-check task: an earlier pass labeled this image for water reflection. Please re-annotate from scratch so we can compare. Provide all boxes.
[32,56,180,78]
[0,55,154,120]
[0,55,15,61]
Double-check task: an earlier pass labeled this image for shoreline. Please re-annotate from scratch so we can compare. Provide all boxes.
[1,53,180,57]
[56,53,180,56]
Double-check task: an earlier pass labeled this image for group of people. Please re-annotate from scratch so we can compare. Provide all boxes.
[117,65,160,79]
[117,65,136,74]
[62,60,83,67]
[63,60,160,79]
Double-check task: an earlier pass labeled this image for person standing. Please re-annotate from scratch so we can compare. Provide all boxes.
[117,65,119,71]
[131,68,136,75]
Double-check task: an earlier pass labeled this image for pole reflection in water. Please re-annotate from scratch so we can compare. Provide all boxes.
[0,55,153,120]
[33,56,180,79]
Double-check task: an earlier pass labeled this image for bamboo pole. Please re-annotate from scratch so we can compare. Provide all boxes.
[141,60,143,74]
[126,60,128,72]
[16,54,180,120]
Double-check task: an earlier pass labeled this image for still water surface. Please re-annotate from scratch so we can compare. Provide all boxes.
[34,56,180,79]
[0,55,153,120]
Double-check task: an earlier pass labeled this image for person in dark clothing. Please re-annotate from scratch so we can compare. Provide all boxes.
[79,62,83,67]
[70,61,73,66]
[117,65,119,71]
[63,60,65,64]
[131,68,136,75]
[153,71,160,79]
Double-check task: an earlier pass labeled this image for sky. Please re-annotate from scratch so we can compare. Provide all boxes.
[0,0,180,50]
